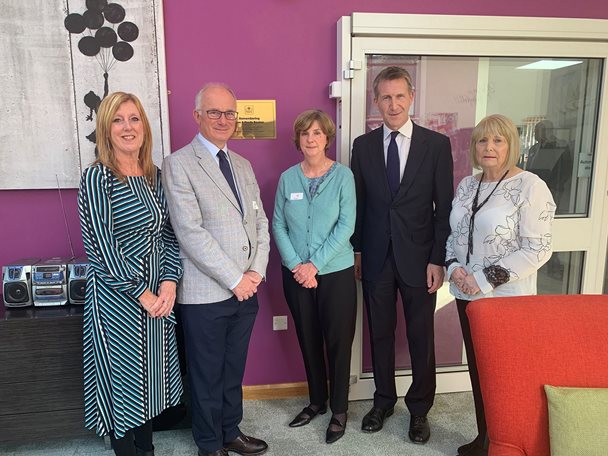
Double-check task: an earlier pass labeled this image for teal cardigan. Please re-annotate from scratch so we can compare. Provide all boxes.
[272,162,356,275]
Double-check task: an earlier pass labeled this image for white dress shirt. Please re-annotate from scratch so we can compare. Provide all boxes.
[383,118,413,181]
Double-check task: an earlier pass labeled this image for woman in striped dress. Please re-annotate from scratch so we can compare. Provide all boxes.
[78,92,183,456]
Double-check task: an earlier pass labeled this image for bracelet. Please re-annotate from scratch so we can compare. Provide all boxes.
[483,265,510,288]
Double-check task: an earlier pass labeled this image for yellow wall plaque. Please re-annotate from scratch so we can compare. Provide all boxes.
[232,100,276,140]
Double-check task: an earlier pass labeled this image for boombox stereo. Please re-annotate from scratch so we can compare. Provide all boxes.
[2,258,41,307]
[68,256,88,305]
[32,257,70,306]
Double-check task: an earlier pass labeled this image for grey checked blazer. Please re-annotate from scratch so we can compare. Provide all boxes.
[161,137,270,304]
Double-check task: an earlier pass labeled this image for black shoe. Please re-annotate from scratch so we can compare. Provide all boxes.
[458,436,481,455]
[361,406,394,433]
[325,415,347,444]
[288,404,327,427]
[224,433,268,455]
[198,449,228,456]
[408,415,430,444]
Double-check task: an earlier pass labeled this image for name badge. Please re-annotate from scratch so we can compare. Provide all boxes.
[290,192,304,201]
[252,200,259,210]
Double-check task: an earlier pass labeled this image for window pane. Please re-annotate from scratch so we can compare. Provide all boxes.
[538,251,584,295]
[361,54,599,373]
[366,55,603,216]
[361,289,463,373]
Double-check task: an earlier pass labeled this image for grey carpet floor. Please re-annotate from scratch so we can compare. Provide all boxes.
[1,392,476,456]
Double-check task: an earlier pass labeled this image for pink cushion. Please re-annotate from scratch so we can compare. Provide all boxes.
[467,295,608,456]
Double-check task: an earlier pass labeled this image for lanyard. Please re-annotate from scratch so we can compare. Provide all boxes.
[466,170,510,264]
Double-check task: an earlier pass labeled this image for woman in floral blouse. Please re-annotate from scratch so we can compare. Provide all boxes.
[445,114,556,456]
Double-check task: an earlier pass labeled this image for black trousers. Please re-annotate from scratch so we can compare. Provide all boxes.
[179,296,258,453]
[456,298,487,447]
[110,420,153,456]
[362,254,436,416]
[282,266,357,414]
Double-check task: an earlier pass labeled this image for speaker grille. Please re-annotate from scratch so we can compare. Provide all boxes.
[4,282,30,303]
[69,279,86,303]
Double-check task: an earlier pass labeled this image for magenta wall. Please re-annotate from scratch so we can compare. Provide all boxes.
[1,0,607,385]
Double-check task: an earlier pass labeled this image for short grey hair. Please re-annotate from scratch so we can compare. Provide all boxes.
[194,83,237,110]
[373,66,414,99]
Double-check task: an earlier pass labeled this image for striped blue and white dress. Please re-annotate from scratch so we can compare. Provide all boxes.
[78,163,184,438]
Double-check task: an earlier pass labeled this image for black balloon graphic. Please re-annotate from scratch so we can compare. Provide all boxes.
[84,91,102,121]
[95,27,117,48]
[64,13,86,33]
[117,22,139,42]
[86,0,108,11]
[83,9,104,29]
[64,2,139,145]
[112,41,133,61]
[104,3,125,24]
[78,36,100,56]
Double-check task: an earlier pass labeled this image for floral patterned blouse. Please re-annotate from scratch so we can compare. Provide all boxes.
[446,170,556,300]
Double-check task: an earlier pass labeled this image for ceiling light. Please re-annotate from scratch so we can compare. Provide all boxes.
[517,60,583,70]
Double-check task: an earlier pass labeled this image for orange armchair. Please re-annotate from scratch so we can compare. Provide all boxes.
[467,294,608,456]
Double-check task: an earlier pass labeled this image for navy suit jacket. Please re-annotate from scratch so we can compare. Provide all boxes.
[351,123,454,286]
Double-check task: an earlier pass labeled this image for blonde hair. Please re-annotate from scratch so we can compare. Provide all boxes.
[292,109,336,152]
[470,114,521,171]
[95,92,155,185]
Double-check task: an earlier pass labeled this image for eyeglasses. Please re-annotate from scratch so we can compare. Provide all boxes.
[197,109,238,121]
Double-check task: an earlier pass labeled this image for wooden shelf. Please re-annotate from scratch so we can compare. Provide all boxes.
[0,305,91,444]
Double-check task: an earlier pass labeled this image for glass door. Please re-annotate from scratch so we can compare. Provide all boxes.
[337,14,608,400]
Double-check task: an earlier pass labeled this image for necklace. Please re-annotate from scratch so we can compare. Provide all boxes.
[302,159,331,178]
[466,169,509,264]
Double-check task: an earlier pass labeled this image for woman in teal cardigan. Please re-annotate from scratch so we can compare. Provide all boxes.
[273,110,356,444]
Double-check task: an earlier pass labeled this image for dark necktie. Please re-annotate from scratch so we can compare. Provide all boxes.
[217,150,242,212]
[386,131,400,197]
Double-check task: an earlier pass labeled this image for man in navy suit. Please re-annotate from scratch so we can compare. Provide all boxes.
[351,66,453,444]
